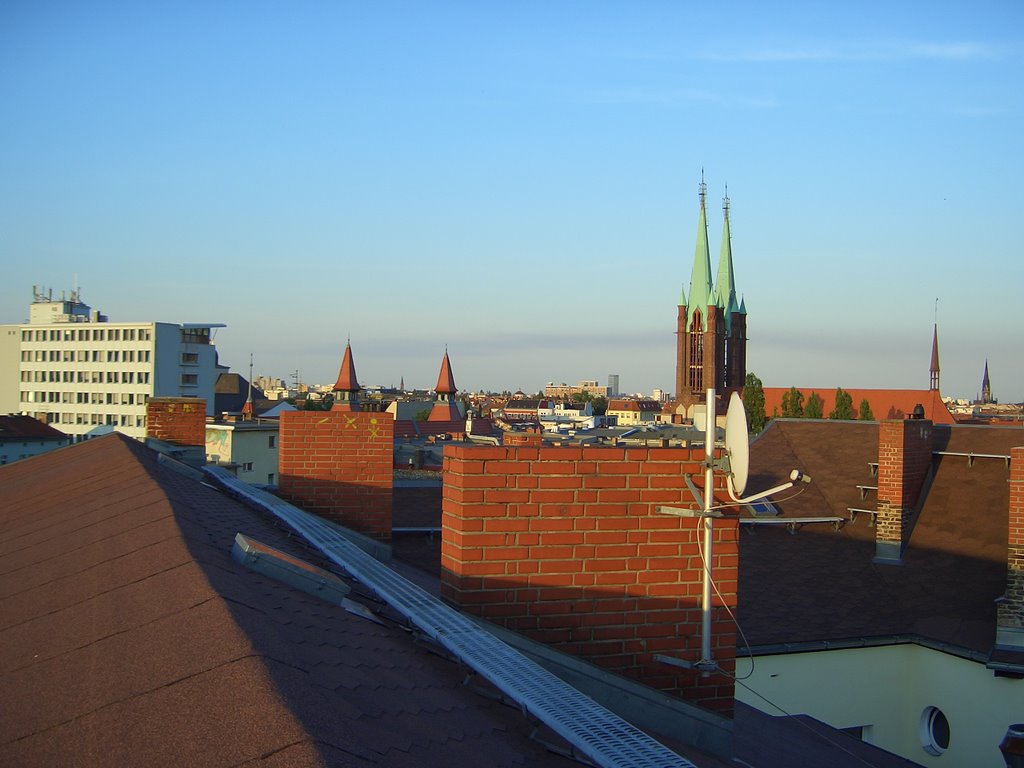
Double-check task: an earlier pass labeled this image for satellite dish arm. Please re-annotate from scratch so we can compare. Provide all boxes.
[727,469,811,504]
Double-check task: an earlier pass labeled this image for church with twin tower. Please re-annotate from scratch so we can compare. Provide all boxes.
[672,177,747,417]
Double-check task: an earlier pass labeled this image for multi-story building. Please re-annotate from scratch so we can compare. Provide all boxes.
[0,288,225,441]
[543,380,609,400]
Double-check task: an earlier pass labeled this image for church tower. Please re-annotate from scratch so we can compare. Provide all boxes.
[929,324,940,392]
[981,360,992,404]
[674,177,746,412]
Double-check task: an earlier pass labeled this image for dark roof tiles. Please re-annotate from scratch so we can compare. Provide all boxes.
[0,433,570,767]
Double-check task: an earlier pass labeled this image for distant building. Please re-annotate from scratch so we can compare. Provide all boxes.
[606,398,661,426]
[607,374,620,397]
[673,180,747,414]
[0,414,70,464]
[544,380,609,399]
[761,387,955,424]
[0,287,225,441]
[205,419,279,486]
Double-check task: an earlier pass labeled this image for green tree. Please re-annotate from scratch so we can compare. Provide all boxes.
[414,408,431,422]
[829,387,854,420]
[743,372,767,434]
[805,391,824,419]
[858,399,874,420]
[590,395,608,416]
[781,387,804,418]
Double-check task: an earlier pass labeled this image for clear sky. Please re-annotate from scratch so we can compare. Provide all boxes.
[2,2,1021,402]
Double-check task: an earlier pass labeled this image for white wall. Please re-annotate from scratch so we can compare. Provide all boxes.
[736,644,1024,767]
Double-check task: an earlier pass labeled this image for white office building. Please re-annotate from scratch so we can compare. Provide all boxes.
[0,288,225,441]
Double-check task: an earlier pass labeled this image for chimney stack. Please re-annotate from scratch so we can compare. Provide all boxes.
[874,417,933,564]
[997,447,1024,649]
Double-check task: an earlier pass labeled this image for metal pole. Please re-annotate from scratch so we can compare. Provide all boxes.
[701,387,716,671]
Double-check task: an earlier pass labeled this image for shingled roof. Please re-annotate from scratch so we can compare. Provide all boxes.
[739,420,1019,656]
[0,433,578,767]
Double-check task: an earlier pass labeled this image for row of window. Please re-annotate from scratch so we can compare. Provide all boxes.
[20,370,152,385]
[22,327,152,342]
[21,391,150,406]
[20,349,152,363]
[42,412,146,427]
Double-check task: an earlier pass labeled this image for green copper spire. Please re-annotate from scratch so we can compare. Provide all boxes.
[687,175,714,330]
[716,187,739,331]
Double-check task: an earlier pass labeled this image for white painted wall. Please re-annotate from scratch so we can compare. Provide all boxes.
[736,644,1024,767]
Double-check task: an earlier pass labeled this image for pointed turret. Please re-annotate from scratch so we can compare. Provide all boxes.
[981,359,992,404]
[331,340,361,411]
[929,324,940,392]
[428,348,462,422]
[687,176,714,331]
[434,349,457,394]
[715,189,740,330]
[241,353,255,420]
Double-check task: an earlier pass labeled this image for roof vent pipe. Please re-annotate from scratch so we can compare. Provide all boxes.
[1000,723,1024,767]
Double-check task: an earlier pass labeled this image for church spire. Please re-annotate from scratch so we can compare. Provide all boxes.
[929,323,940,392]
[687,173,714,330]
[715,186,739,330]
[981,359,992,404]
[331,339,362,411]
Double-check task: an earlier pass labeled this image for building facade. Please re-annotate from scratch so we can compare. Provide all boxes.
[0,288,224,441]
[205,420,280,487]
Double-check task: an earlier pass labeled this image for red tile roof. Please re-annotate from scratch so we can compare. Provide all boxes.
[761,387,955,424]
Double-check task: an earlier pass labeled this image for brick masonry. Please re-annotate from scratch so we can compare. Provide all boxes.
[441,443,738,714]
[875,419,933,563]
[146,397,206,446]
[998,446,1024,637]
[278,410,394,542]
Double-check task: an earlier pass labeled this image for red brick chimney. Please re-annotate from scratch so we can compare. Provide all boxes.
[146,397,206,446]
[997,446,1024,649]
[874,417,933,564]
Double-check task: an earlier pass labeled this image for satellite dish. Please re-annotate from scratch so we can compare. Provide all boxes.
[724,392,749,496]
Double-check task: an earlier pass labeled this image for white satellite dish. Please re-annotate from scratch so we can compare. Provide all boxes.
[724,391,749,496]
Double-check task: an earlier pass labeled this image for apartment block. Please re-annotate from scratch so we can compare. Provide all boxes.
[0,288,224,441]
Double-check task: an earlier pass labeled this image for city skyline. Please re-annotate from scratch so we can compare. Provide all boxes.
[2,3,1022,402]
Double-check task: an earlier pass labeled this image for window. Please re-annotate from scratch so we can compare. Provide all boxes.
[267,473,274,484]
[241,462,254,472]
[181,352,199,365]
[181,374,198,387]
[268,435,276,448]
[920,706,950,756]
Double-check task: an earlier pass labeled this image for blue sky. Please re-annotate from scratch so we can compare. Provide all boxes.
[2,2,1022,402]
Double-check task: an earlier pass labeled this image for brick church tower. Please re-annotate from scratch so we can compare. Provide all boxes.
[674,178,747,414]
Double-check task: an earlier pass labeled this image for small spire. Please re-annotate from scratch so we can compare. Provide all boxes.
[242,353,255,419]
[929,318,940,392]
[332,340,362,411]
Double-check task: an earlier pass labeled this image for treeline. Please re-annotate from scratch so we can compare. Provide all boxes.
[743,374,873,434]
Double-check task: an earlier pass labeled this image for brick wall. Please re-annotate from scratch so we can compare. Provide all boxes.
[441,443,738,714]
[998,446,1024,646]
[874,418,933,564]
[146,397,206,446]
[278,410,394,542]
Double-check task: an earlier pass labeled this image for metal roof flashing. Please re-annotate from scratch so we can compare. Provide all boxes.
[204,466,701,768]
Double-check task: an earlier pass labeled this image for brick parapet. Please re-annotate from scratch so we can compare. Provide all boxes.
[442,443,737,714]
[998,446,1024,637]
[278,410,394,542]
[146,397,206,446]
